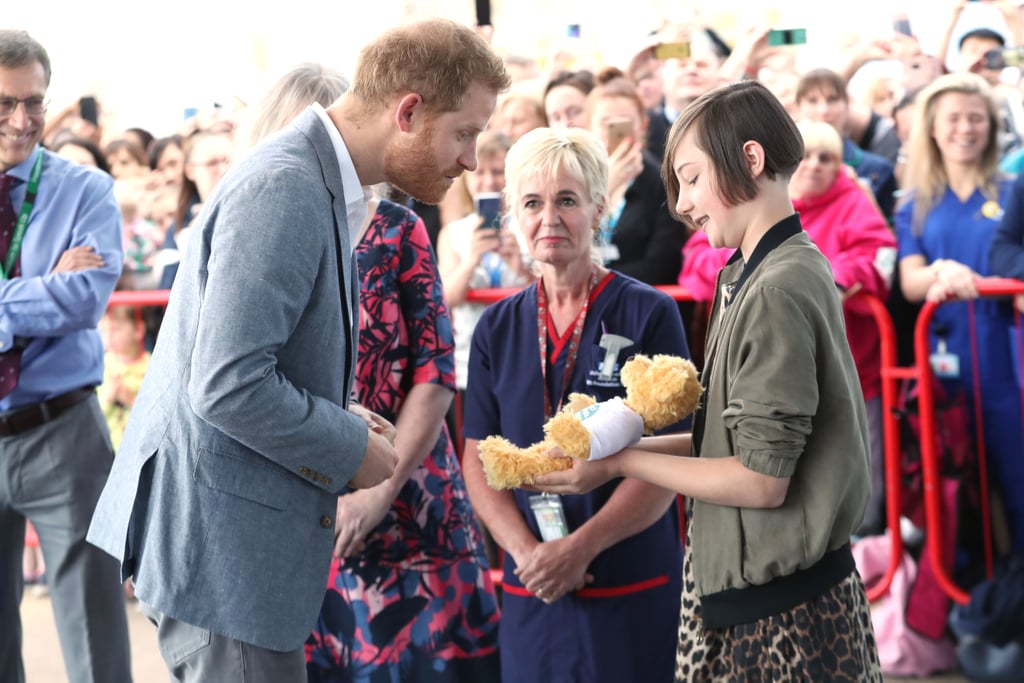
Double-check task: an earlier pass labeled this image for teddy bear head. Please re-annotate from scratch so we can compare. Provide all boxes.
[621,354,702,432]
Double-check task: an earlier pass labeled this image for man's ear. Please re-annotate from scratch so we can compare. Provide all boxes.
[394,93,424,133]
[742,140,766,179]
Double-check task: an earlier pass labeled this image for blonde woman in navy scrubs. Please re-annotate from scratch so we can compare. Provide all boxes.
[461,126,691,683]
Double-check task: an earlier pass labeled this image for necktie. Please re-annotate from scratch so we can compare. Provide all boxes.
[0,173,23,399]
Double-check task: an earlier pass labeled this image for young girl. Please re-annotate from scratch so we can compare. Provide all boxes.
[534,80,882,681]
[98,305,150,452]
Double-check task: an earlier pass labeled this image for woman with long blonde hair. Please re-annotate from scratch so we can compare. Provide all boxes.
[896,72,1024,554]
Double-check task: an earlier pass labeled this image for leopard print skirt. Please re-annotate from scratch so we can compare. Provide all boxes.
[676,520,883,682]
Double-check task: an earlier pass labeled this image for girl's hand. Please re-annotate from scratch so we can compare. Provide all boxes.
[532,447,618,495]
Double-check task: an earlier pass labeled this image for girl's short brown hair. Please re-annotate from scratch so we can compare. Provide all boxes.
[661,81,803,222]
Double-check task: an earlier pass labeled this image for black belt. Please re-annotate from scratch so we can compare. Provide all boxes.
[0,387,95,437]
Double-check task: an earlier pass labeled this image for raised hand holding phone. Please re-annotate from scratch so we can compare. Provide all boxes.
[654,42,690,60]
[606,119,635,156]
[78,95,99,126]
[605,120,643,198]
[474,192,503,231]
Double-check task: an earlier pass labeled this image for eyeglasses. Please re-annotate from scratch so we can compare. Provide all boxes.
[0,97,49,117]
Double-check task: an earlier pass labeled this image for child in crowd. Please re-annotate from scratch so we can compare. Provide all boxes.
[98,306,150,452]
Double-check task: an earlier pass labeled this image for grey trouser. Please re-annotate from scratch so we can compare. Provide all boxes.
[141,602,307,683]
[0,396,132,683]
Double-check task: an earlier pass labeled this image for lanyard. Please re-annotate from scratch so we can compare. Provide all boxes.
[1,151,43,280]
[537,265,599,418]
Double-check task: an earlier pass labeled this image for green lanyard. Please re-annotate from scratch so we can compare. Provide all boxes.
[1,151,43,280]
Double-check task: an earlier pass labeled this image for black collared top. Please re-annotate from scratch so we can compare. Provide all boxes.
[721,212,803,308]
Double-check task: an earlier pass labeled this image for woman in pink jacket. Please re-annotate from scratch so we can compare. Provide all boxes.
[679,119,896,535]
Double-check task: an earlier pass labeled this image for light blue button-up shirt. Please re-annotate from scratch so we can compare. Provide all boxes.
[0,147,122,410]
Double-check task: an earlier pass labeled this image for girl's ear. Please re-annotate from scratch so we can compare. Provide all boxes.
[742,140,766,179]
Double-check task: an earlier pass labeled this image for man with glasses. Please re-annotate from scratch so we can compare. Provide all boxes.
[0,29,131,683]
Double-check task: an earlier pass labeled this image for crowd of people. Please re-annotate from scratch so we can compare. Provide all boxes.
[5,1,1024,681]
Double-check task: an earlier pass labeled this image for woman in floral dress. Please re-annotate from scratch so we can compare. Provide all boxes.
[305,197,501,682]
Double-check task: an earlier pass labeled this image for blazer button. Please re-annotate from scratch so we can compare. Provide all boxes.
[320,515,334,529]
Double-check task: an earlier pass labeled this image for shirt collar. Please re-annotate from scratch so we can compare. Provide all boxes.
[4,146,42,183]
[311,102,370,241]
[723,213,803,306]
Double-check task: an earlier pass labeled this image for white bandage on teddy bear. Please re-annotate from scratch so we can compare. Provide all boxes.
[576,397,645,460]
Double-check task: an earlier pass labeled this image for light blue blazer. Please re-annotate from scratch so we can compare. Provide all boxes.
[88,109,368,651]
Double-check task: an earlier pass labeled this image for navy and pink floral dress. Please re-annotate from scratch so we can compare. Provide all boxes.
[305,199,501,682]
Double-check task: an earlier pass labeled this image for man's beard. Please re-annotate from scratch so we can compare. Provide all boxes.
[383,123,457,205]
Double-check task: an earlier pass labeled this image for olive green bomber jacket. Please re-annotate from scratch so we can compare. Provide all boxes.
[690,226,871,618]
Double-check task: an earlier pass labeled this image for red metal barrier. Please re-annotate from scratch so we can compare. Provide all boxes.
[850,291,918,602]
[108,289,171,308]
[110,287,695,312]
[914,277,1024,605]
[109,285,913,601]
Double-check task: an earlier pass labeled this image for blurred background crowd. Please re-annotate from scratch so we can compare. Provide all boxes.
[14,1,1024,679]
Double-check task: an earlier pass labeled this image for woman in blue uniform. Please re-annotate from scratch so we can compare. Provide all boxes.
[897,72,1024,553]
[460,126,691,683]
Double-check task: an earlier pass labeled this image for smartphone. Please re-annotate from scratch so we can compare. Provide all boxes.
[767,29,807,47]
[984,47,1024,70]
[475,0,491,27]
[567,24,581,39]
[474,192,503,230]
[893,15,912,37]
[654,42,690,60]
[606,119,635,155]
[78,96,98,126]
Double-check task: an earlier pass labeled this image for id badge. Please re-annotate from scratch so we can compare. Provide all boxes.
[930,352,960,379]
[529,493,569,541]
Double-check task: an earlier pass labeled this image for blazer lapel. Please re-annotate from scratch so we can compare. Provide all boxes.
[292,109,360,397]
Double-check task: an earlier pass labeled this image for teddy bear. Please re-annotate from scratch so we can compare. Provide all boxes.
[477,354,703,490]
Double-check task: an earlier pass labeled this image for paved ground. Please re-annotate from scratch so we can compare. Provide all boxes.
[22,590,973,682]
[22,590,160,682]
